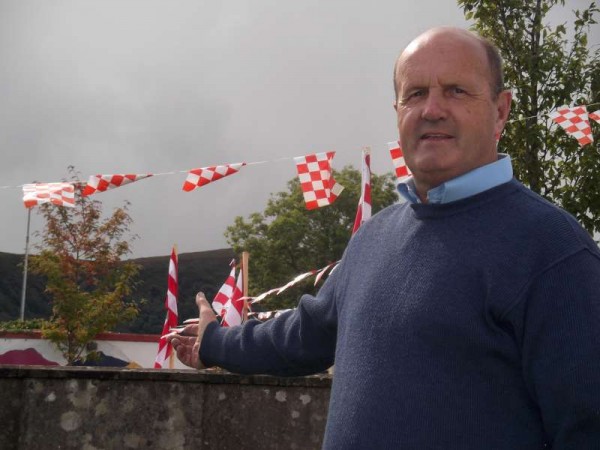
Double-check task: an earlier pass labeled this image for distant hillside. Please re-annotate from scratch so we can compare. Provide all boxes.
[0,249,236,334]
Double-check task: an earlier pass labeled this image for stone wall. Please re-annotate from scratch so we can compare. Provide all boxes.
[0,365,331,450]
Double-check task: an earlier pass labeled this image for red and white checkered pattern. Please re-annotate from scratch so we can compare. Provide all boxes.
[82,174,153,196]
[352,148,372,235]
[22,183,75,209]
[294,152,344,210]
[212,260,237,317]
[549,106,593,147]
[182,163,245,191]
[388,141,412,181]
[221,270,244,327]
[590,109,600,125]
[154,247,179,369]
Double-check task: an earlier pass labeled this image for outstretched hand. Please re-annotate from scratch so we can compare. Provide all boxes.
[166,292,217,369]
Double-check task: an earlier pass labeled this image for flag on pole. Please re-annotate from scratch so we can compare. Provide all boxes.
[212,259,237,317]
[352,148,372,234]
[221,270,244,327]
[22,183,75,209]
[154,247,179,369]
[82,174,153,196]
[388,141,411,181]
[182,163,246,191]
[294,151,344,210]
[549,105,594,147]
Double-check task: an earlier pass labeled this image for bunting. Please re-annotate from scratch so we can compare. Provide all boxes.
[82,174,153,196]
[590,110,600,124]
[22,183,75,209]
[352,148,372,234]
[294,152,344,210]
[212,259,237,317]
[182,163,246,192]
[154,247,179,369]
[388,141,411,181]
[549,106,593,147]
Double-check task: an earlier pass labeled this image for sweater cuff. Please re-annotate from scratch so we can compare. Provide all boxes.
[199,320,223,368]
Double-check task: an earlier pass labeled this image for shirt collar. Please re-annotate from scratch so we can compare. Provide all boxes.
[397,154,513,204]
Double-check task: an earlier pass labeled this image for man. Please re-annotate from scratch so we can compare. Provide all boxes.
[169,27,600,448]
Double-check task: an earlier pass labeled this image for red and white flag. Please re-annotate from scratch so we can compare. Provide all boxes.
[154,247,179,369]
[590,110,600,124]
[221,270,244,327]
[212,259,237,317]
[352,148,372,234]
[182,163,246,192]
[22,183,75,209]
[82,174,153,196]
[549,106,593,147]
[388,141,411,181]
[294,152,344,210]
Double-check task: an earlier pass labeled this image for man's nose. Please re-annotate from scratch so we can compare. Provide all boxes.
[421,91,447,121]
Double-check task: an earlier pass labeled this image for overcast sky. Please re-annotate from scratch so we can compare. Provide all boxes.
[0,1,597,258]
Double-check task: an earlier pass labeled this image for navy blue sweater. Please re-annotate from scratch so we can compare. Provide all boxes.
[203,180,600,449]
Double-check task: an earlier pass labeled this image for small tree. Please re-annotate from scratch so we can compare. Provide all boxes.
[459,0,600,235]
[225,166,398,310]
[30,167,139,364]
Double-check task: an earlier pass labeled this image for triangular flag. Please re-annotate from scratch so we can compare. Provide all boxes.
[294,152,344,210]
[388,141,411,181]
[154,247,179,369]
[221,270,244,327]
[22,183,75,209]
[212,260,237,317]
[352,148,372,234]
[549,105,593,147]
[182,163,246,192]
[82,174,153,196]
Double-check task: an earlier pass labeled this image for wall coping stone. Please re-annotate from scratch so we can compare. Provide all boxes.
[0,364,332,387]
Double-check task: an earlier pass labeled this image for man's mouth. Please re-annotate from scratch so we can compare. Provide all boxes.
[420,133,453,140]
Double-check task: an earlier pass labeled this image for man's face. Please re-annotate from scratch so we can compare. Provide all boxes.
[394,32,511,197]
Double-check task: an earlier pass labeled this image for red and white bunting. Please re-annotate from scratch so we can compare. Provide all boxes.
[352,148,372,235]
[22,183,75,209]
[388,141,411,181]
[314,261,338,286]
[154,247,179,369]
[590,110,600,124]
[212,260,237,317]
[549,106,593,147]
[182,163,246,192]
[221,270,244,327]
[82,174,153,196]
[294,152,344,210]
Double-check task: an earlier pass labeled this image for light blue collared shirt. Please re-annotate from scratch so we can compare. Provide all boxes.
[397,154,513,204]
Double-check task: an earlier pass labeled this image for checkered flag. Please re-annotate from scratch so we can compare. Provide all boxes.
[294,152,344,210]
[388,141,411,181]
[182,163,246,191]
[22,183,75,209]
[549,106,593,147]
[82,174,153,196]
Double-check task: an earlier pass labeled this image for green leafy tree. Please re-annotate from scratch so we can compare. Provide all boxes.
[458,0,600,235]
[30,167,139,364]
[225,166,398,310]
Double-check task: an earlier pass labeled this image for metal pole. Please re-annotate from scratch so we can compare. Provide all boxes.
[20,208,31,321]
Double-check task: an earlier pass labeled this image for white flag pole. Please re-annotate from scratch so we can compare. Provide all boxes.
[20,208,32,321]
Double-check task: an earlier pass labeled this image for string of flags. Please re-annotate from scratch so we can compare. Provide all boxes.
[11,103,600,212]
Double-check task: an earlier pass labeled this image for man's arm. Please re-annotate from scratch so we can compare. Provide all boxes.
[509,248,600,447]
[168,270,339,376]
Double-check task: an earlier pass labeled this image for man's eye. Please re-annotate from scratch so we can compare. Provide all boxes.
[452,87,466,95]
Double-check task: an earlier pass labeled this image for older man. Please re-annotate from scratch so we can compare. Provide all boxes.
[169,27,600,449]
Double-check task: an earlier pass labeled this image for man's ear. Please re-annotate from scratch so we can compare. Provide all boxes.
[494,90,512,137]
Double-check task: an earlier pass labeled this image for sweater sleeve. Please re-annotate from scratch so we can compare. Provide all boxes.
[199,268,339,377]
[508,248,600,448]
